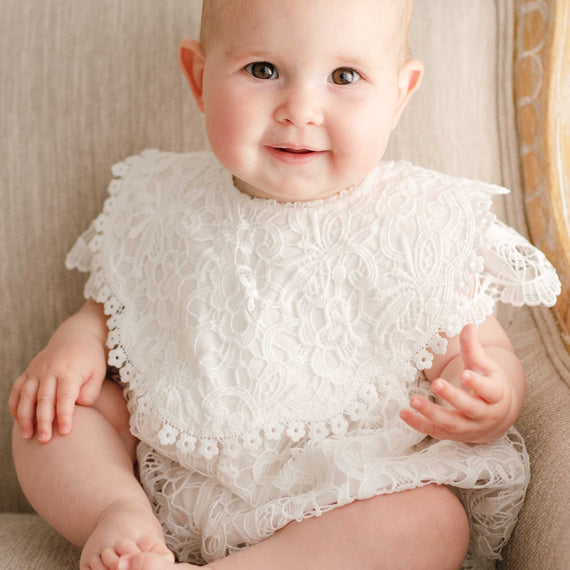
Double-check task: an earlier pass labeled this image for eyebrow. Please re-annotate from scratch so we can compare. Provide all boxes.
[223,43,275,61]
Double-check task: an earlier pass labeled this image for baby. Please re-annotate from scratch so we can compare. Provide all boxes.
[10,1,561,569]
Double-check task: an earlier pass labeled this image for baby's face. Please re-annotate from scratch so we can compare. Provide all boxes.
[190,0,421,202]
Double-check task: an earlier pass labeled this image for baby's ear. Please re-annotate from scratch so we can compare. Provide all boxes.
[179,39,206,112]
[392,59,424,129]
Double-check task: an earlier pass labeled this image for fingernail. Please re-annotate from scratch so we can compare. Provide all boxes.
[433,379,444,391]
[60,425,70,435]
[118,559,129,570]
[38,433,49,442]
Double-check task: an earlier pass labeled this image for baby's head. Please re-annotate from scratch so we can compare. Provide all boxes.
[180,0,422,202]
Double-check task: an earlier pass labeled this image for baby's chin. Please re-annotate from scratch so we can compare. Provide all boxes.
[232,177,351,203]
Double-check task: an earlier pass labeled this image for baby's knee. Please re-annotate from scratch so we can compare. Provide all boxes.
[361,484,469,570]
[432,486,469,558]
[401,484,469,569]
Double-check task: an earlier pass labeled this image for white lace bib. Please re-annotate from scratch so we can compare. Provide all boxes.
[67,150,560,462]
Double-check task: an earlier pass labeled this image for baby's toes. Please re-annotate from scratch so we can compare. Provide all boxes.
[137,536,175,561]
[118,552,178,570]
[100,546,121,569]
[100,540,140,570]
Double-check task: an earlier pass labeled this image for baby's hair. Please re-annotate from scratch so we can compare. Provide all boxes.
[200,0,414,66]
[399,0,414,63]
[199,0,254,54]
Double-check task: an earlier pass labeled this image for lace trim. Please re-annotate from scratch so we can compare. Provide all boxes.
[66,150,561,460]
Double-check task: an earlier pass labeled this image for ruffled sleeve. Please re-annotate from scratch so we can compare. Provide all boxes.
[397,167,562,356]
[65,222,98,273]
[476,219,561,308]
[65,148,165,296]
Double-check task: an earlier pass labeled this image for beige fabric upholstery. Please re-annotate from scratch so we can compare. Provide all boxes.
[0,514,80,569]
[1,0,569,567]
[497,306,570,568]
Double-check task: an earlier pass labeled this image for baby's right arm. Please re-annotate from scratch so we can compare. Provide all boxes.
[9,300,109,443]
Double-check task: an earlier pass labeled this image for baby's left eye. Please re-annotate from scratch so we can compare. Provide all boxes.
[330,68,361,85]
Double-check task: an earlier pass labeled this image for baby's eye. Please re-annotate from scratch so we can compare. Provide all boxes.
[330,67,361,85]
[245,62,279,80]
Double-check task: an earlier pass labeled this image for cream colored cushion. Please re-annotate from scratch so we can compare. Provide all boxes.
[0,514,80,569]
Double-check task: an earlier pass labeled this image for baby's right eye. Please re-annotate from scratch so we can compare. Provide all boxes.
[244,62,279,80]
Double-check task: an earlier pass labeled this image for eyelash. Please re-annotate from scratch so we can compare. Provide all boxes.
[244,62,362,85]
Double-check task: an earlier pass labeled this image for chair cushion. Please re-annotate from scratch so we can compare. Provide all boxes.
[0,513,80,569]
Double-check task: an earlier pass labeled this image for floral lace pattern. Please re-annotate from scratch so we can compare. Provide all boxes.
[66,151,561,568]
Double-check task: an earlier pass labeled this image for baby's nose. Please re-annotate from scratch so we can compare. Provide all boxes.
[274,83,324,126]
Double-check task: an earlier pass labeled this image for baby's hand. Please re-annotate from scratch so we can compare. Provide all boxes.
[400,324,520,444]
[9,331,107,443]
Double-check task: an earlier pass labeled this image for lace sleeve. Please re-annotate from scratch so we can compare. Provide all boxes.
[475,220,561,308]
[65,222,98,273]
[65,149,164,297]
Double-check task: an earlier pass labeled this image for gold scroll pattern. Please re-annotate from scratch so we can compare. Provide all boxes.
[515,0,570,350]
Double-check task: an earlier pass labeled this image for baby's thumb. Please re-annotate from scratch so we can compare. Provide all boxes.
[459,324,492,375]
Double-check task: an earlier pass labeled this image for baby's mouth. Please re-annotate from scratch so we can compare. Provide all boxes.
[277,148,314,154]
[265,145,325,164]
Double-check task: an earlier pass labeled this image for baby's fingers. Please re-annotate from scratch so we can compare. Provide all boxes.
[8,374,27,419]
[400,397,472,441]
[36,375,57,442]
[461,370,504,405]
[431,379,488,419]
[459,324,496,376]
[56,376,83,436]
[14,375,39,439]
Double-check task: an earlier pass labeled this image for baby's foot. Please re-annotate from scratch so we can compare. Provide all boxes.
[80,495,174,570]
[117,552,200,570]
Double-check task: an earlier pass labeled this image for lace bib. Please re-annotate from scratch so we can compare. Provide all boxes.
[66,150,561,462]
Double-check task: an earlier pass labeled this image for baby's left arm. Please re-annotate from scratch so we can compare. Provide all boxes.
[400,316,525,443]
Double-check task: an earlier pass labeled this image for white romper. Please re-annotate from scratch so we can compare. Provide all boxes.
[66,150,561,569]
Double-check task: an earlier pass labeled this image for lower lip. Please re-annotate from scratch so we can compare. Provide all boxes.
[265,146,325,165]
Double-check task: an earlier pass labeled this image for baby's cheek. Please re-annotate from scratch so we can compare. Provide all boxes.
[205,112,246,172]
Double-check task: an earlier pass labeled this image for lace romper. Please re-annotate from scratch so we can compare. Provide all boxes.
[66,150,561,569]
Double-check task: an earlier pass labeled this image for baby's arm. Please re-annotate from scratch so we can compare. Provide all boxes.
[9,299,109,443]
[400,315,525,443]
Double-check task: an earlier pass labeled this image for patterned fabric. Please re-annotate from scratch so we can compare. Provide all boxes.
[66,150,561,568]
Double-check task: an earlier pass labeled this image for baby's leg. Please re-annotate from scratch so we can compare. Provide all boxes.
[120,483,469,570]
[12,381,174,569]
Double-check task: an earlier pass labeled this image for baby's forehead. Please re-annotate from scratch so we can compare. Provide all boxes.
[201,0,410,48]
[202,0,406,37]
